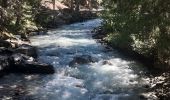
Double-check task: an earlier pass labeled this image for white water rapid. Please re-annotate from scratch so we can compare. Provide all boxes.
[0,19,148,100]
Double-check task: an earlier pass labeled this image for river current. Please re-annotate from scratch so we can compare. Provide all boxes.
[0,19,148,100]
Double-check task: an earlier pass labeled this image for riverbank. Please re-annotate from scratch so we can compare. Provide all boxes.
[0,8,100,76]
[26,9,100,39]
[0,19,152,100]
[0,39,55,99]
[0,39,55,76]
[92,26,170,99]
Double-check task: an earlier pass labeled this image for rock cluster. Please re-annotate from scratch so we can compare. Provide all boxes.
[149,72,170,99]
[69,55,98,67]
[0,40,55,76]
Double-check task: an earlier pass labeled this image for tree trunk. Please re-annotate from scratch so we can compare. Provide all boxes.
[15,15,21,27]
[70,0,74,11]
[75,0,80,12]
[1,0,7,8]
[89,0,92,10]
[15,0,22,32]
[52,0,55,10]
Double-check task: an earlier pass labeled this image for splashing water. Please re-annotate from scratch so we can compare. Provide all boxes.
[0,19,148,100]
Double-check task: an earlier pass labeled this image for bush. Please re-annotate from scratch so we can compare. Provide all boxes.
[101,0,170,68]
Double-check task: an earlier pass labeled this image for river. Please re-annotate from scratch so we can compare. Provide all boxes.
[0,19,149,100]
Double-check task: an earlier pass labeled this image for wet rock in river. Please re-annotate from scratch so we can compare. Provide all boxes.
[75,84,84,88]
[15,44,37,58]
[0,40,12,48]
[0,47,14,56]
[69,55,98,67]
[139,92,158,100]
[102,60,113,65]
[0,56,10,76]
[10,54,55,74]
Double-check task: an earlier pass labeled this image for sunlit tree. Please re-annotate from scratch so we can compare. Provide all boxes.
[102,0,170,68]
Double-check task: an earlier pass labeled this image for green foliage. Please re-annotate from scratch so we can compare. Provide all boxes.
[0,0,41,35]
[62,0,100,10]
[35,11,54,28]
[102,0,170,68]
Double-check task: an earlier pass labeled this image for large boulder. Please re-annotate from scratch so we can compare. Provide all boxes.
[0,40,12,48]
[0,56,10,76]
[69,55,98,67]
[15,44,37,58]
[10,54,55,74]
[0,47,14,56]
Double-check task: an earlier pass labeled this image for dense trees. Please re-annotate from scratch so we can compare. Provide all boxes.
[0,0,41,39]
[62,0,100,11]
[0,0,101,39]
[101,0,170,68]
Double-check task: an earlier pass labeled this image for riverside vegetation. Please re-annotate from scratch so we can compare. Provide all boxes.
[92,0,170,99]
[99,0,170,69]
[1,0,170,100]
[0,0,100,75]
[0,0,101,99]
[0,0,100,40]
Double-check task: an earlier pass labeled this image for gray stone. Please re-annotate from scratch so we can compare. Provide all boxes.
[15,44,37,58]
[102,60,113,65]
[0,40,12,48]
[0,47,14,56]
[69,55,98,67]
[0,55,10,76]
[10,54,55,74]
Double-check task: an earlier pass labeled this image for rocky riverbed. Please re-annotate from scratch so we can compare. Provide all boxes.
[92,25,170,100]
[0,39,55,99]
[1,19,169,100]
[0,39,55,76]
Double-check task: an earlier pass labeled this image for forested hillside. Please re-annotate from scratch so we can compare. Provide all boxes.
[0,0,100,40]
[0,0,41,39]
[101,0,170,69]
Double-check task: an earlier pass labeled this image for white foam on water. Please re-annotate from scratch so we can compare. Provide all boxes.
[0,19,148,100]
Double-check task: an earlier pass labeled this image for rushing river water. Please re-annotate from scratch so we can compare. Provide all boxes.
[0,19,149,100]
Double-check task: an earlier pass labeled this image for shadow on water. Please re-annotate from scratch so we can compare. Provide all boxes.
[0,19,149,100]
